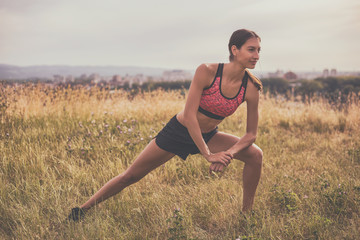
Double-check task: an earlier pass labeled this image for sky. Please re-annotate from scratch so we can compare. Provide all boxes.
[0,0,359,72]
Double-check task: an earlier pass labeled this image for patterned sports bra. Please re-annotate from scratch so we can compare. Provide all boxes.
[198,63,248,120]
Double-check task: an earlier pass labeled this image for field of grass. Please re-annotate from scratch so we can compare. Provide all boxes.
[1,84,359,239]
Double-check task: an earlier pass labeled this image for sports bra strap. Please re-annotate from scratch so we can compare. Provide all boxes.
[243,71,249,87]
[215,63,224,78]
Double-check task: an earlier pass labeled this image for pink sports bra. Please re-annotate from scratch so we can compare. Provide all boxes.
[198,63,248,120]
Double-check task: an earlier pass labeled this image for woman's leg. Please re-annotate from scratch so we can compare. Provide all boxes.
[80,139,175,210]
[207,132,263,212]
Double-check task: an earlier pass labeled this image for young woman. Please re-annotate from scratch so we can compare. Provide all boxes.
[68,29,263,221]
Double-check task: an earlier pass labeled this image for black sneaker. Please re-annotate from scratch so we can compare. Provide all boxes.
[67,207,86,222]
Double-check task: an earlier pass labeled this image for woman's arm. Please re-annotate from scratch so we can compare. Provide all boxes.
[182,64,232,166]
[209,80,260,173]
[226,80,260,156]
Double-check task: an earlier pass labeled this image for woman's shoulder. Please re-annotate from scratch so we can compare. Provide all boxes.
[245,69,259,82]
[193,63,219,86]
[195,63,219,77]
[194,63,218,86]
[245,69,262,91]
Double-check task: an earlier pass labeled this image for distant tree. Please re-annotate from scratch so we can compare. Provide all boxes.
[140,80,191,91]
[122,82,130,90]
[296,80,323,95]
[261,78,290,95]
[295,77,360,103]
[315,77,339,92]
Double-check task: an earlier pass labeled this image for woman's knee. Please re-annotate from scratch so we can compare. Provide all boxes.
[239,145,262,167]
[119,171,143,186]
[252,147,263,167]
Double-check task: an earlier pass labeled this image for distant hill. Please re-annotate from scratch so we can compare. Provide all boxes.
[0,64,170,79]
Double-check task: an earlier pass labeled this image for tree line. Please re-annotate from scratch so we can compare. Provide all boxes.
[261,76,360,102]
[1,76,359,102]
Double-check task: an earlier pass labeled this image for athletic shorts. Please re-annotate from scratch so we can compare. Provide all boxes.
[155,115,218,160]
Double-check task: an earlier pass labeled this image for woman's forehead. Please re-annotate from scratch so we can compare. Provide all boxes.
[244,38,261,47]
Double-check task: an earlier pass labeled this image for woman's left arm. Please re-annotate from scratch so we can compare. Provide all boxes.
[226,81,260,156]
[209,82,259,173]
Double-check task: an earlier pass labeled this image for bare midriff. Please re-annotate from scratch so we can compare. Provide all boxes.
[176,110,222,133]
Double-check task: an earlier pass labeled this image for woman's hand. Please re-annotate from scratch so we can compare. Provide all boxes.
[205,151,233,166]
[209,162,226,174]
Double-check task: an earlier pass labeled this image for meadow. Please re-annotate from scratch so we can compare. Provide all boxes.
[0,84,359,240]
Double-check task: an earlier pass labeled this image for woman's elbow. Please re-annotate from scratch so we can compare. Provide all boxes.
[181,114,196,129]
[249,133,257,144]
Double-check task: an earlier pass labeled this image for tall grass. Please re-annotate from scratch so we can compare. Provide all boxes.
[1,84,359,239]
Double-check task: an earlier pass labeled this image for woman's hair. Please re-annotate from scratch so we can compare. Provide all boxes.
[228,29,260,62]
[228,29,262,90]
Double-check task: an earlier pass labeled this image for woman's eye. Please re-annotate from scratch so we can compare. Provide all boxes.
[249,48,260,53]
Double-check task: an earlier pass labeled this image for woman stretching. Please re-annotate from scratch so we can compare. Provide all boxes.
[68,29,263,221]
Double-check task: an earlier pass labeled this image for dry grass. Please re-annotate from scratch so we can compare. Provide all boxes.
[1,84,359,239]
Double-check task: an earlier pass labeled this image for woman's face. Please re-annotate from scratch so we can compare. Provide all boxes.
[232,37,261,69]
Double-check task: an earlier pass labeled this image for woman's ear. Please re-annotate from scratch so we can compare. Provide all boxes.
[231,45,238,57]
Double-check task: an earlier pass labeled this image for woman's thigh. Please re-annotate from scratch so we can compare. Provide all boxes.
[207,132,262,164]
[124,139,175,180]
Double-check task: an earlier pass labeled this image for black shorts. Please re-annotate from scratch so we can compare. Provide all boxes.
[155,115,218,160]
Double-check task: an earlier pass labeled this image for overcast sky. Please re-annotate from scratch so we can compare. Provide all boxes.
[0,0,359,72]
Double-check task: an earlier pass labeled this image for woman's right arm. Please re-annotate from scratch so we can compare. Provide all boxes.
[182,64,232,166]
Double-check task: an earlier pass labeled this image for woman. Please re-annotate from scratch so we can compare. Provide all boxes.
[68,29,263,221]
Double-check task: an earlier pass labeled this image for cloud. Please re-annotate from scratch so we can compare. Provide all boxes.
[0,0,62,15]
[0,0,359,70]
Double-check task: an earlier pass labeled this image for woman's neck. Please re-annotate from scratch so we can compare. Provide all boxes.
[224,62,246,83]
